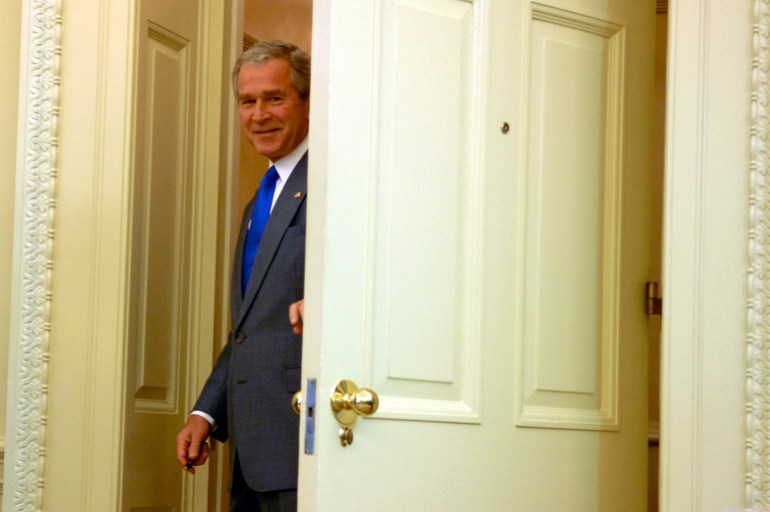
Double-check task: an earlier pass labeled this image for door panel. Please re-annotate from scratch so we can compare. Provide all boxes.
[130,21,191,415]
[520,4,626,431]
[122,1,203,510]
[302,0,653,509]
[370,0,481,422]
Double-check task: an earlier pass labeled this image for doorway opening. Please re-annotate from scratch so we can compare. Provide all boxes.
[215,3,314,511]
[224,1,667,510]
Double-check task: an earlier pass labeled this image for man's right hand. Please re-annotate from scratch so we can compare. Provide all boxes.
[289,299,304,335]
[176,415,212,474]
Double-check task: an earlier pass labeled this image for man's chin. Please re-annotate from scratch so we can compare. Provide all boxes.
[250,141,280,159]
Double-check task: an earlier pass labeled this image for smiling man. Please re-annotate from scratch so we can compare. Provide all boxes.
[175,40,310,512]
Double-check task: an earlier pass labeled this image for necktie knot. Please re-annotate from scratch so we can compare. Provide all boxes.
[262,165,279,190]
[242,166,280,294]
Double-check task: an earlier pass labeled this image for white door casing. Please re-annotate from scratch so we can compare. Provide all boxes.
[749,0,770,505]
[4,1,62,507]
[660,0,752,509]
[4,0,233,509]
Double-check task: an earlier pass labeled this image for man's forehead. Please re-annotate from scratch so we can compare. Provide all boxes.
[240,60,292,83]
[239,84,288,94]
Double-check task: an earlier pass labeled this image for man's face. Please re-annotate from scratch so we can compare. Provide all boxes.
[237,59,309,162]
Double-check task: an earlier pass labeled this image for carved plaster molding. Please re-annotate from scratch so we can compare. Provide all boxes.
[749,0,770,506]
[5,0,61,510]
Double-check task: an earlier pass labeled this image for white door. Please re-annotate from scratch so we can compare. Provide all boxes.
[300,0,654,510]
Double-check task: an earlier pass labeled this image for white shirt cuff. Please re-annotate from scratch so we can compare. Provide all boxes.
[191,410,217,430]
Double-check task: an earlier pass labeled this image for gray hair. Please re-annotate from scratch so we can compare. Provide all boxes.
[232,40,311,100]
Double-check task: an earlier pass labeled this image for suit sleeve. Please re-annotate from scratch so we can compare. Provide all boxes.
[193,339,231,442]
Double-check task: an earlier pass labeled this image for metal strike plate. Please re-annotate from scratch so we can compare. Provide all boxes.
[304,378,316,455]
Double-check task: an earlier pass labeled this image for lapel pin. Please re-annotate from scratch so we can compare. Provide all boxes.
[294,192,303,199]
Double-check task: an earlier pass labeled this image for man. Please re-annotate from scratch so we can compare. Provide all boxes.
[176,40,309,512]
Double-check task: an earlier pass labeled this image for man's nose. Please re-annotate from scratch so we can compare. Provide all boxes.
[251,99,271,120]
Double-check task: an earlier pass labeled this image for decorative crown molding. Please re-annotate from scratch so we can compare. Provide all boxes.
[748,0,770,506]
[5,0,61,510]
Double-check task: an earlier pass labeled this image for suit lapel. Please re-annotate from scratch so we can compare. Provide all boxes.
[235,153,308,330]
[231,196,254,326]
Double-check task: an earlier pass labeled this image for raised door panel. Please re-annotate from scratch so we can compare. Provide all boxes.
[131,23,191,413]
[518,4,626,431]
[368,0,482,422]
[123,1,202,511]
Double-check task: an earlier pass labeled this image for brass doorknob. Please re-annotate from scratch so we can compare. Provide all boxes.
[292,391,302,415]
[330,379,379,446]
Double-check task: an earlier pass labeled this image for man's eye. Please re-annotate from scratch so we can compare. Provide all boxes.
[268,96,285,105]
[239,99,255,106]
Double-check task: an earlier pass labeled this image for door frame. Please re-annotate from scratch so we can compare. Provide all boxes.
[2,0,759,510]
[4,0,235,509]
[4,0,62,507]
[660,0,754,509]
[746,0,770,505]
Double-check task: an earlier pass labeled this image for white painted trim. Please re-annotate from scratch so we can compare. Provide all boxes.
[661,0,752,510]
[3,0,61,510]
[748,0,769,506]
[660,0,709,509]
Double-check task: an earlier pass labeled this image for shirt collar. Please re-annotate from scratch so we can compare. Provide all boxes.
[270,137,309,182]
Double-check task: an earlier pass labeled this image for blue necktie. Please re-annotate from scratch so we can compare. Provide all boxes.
[242,166,279,294]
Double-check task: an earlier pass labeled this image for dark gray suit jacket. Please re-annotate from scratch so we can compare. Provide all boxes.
[194,153,307,492]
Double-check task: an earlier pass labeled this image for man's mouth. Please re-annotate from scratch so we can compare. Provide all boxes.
[253,127,280,136]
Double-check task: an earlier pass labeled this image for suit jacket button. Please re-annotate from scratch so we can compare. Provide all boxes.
[235,333,246,344]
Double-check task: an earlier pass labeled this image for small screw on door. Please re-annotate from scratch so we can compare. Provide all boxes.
[500,122,510,134]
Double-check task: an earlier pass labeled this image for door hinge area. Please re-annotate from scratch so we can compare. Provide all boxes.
[646,281,662,316]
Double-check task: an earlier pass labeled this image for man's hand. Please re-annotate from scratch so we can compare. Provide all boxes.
[289,299,304,335]
[176,415,212,474]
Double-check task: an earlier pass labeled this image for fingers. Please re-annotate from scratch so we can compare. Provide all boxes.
[176,415,212,473]
[176,426,193,467]
[289,299,305,335]
[184,442,210,474]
